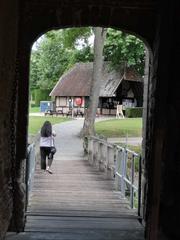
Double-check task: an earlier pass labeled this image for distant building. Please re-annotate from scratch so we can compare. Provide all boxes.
[50,62,143,116]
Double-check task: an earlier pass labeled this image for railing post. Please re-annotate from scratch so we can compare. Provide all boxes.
[88,138,93,165]
[113,146,116,178]
[98,143,104,171]
[102,143,108,172]
[115,149,121,191]
[138,155,142,217]
[106,146,109,178]
[93,140,99,168]
[107,146,114,179]
[120,149,126,197]
[97,142,101,169]
[92,139,95,165]
[130,154,135,208]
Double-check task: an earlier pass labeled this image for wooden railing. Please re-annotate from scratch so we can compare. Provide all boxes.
[26,143,36,208]
[85,135,142,213]
[26,133,41,208]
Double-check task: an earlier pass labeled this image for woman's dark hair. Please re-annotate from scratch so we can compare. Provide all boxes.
[41,121,52,137]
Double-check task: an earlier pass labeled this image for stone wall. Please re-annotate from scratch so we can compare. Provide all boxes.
[0,0,180,239]
[156,1,180,239]
[0,0,19,238]
[143,1,180,239]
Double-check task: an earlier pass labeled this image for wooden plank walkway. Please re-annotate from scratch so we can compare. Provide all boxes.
[6,120,144,239]
[7,159,144,240]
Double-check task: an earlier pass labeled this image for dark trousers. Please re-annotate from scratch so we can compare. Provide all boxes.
[40,147,53,170]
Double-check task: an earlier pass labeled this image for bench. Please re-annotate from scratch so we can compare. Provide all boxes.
[44,110,54,116]
[44,110,64,116]
[74,109,84,117]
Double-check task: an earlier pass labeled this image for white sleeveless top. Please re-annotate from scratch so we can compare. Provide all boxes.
[40,131,56,147]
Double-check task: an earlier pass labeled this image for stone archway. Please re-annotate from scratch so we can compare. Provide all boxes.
[12,0,156,235]
[0,1,179,239]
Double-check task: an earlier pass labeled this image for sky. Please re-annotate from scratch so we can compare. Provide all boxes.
[76,34,94,49]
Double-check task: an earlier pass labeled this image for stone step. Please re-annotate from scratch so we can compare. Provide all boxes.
[6,228,144,240]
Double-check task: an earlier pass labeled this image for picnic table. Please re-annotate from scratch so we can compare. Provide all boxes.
[44,110,64,116]
[66,109,84,117]
[74,109,84,117]
[44,109,84,117]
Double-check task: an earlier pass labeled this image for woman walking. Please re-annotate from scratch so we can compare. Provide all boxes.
[40,121,56,174]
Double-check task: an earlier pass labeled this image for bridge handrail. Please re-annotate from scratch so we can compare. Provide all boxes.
[85,135,142,213]
[26,143,36,207]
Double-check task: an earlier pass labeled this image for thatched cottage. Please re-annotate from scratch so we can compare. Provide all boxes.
[50,62,143,116]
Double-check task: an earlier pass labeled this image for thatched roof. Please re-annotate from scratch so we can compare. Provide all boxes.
[50,62,142,97]
[124,67,142,82]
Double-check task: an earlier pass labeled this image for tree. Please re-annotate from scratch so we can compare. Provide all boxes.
[104,29,145,75]
[69,46,93,65]
[81,27,107,136]
[32,31,72,90]
[30,28,145,92]
[61,27,93,67]
[30,49,41,90]
[81,28,144,137]
[30,28,93,92]
[62,27,92,49]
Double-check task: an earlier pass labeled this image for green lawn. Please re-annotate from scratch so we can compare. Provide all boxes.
[29,106,40,113]
[28,116,70,134]
[117,143,141,154]
[95,118,142,138]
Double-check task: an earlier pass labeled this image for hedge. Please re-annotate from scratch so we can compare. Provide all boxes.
[30,103,37,108]
[33,89,51,106]
[125,107,143,118]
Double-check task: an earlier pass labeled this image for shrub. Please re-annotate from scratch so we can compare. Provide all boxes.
[30,103,38,108]
[34,89,51,106]
[125,107,143,118]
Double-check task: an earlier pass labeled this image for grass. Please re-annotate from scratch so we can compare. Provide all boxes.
[117,143,141,171]
[29,106,40,113]
[95,118,142,138]
[95,118,142,209]
[28,116,70,134]
[116,143,141,154]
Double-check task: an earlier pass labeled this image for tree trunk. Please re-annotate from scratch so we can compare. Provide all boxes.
[81,27,107,137]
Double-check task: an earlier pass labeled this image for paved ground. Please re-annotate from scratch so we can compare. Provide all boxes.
[29,112,44,116]
[107,137,142,146]
[51,117,116,160]
[52,118,141,162]
[52,119,85,161]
